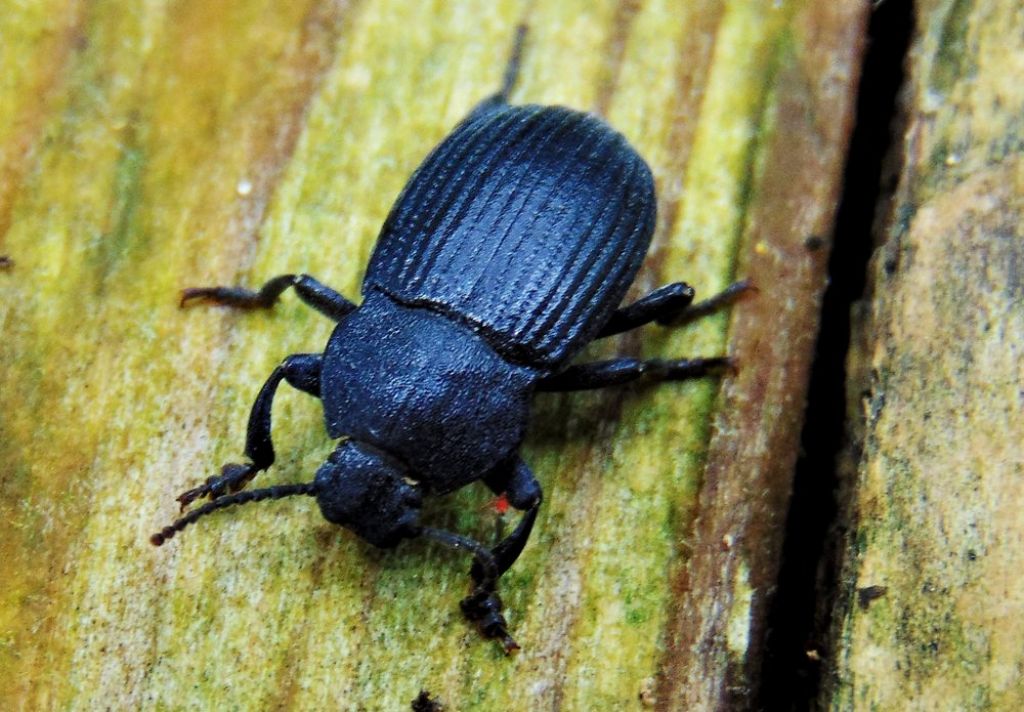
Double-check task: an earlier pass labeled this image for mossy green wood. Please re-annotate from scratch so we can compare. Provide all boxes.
[0,1,864,708]
[828,1,1024,710]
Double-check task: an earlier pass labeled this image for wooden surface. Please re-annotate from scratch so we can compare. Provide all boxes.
[827,1,1024,710]
[0,1,865,709]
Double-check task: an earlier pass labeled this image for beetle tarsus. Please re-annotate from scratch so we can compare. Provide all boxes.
[538,356,736,392]
[176,461,258,510]
[460,586,519,654]
[599,279,753,337]
[501,633,520,654]
[180,273,298,309]
[647,356,737,380]
[660,279,754,327]
[461,503,539,652]
[497,24,528,103]
[420,524,527,652]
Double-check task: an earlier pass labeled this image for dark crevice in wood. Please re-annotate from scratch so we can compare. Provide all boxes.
[757,2,914,710]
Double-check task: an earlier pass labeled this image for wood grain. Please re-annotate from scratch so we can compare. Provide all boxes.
[827,1,1024,709]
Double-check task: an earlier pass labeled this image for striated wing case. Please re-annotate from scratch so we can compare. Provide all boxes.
[363,103,656,367]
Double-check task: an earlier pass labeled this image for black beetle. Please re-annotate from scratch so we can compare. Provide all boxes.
[152,27,747,653]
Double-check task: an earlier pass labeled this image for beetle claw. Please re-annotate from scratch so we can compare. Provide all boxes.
[178,286,238,308]
[499,632,520,655]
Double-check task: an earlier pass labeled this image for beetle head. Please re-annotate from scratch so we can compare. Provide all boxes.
[314,440,422,548]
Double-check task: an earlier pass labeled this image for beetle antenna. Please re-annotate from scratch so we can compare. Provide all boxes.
[420,527,499,583]
[497,24,528,103]
[150,482,317,546]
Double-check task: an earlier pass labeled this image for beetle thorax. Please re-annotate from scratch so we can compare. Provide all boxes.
[320,291,538,494]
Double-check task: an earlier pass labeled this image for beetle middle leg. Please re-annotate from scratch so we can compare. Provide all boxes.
[176,353,322,509]
[181,273,356,321]
[598,279,752,337]
[537,356,734,392]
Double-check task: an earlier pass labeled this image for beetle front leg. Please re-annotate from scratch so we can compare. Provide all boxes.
[176,353,322,509]
[483,456,542,511]
[537,356,734,392]
[461,501,539,653]
[421,461,541,653]
[598,279,751,337]
[181,273,356,321]
[422,501,539,654]
[464,459,542,650]
[481,458,542,580]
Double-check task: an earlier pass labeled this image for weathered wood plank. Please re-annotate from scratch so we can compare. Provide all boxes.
[827,1,1024,709]
[0,1,865,709]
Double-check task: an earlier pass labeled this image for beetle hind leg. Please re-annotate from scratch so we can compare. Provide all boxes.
[464,24,528,120]
[496,24,527,103]
[176,353,322,509]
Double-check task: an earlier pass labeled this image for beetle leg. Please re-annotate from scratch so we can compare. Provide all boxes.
[483,457,542,511]
[421,499,540,654]
[180,273,356,321]
[480,496,540,578]
[462,501,539,652]
[496,24,527,103]
[419,464,541,654]
[482,458,542,572]
[537,356,734,392]
[597,279,752,337]
[597,282,695,337]
[176,353,322,509]
[463,24,528,120]
[420,526,520,653]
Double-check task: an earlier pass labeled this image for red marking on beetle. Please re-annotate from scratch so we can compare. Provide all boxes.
[492,494,510,515]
